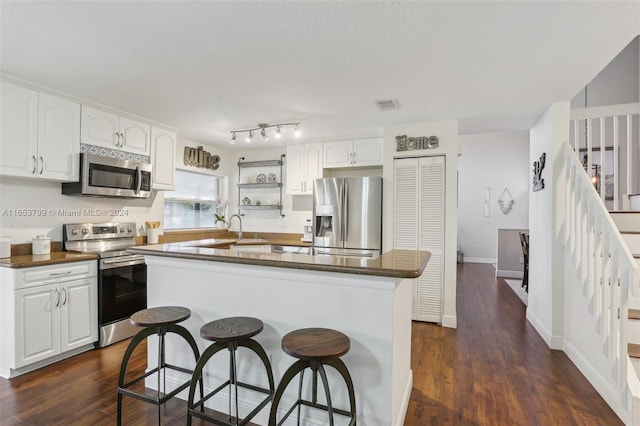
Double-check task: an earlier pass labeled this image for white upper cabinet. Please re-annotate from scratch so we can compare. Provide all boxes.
[151,127,176,190]
[38,94,81,181]
[0,82,80,181]
[323,138,383,168]
[286,143,323,195]
[81,106,150,156]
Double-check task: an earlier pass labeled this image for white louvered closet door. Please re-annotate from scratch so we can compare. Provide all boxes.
[394,158,419,318]
[394,156,445,322]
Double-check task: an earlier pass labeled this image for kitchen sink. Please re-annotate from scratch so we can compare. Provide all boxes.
[270,245,312,255]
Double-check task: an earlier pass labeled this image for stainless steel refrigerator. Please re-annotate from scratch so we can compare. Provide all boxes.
[312,177,382,256]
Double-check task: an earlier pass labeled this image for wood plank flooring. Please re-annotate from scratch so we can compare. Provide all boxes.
[0,263,622,425]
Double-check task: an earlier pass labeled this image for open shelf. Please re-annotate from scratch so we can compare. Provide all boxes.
[237,154,285,217]
[237,183,282,189]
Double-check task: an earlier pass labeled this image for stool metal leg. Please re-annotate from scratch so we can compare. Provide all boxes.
[269,359,309,426]
[323,358,357,426]
[315,362,334,426]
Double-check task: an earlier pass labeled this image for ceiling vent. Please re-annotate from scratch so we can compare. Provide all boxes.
[376,99,399,111]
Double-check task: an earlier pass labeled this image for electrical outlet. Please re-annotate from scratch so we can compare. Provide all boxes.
[519,256,524,264]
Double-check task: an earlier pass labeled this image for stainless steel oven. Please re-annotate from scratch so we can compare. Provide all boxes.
[64,222,147,347]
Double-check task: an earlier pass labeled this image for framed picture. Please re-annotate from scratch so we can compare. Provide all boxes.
[578,147,614,200]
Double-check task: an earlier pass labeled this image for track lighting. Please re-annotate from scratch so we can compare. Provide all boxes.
[229,122,300,144]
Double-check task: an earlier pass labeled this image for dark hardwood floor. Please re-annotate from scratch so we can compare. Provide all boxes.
[0,263,622,425]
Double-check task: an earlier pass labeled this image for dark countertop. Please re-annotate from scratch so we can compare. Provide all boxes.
[0,252,98,268]
[128,238,430,279]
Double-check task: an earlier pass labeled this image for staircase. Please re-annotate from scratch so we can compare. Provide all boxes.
[611,209,640,424]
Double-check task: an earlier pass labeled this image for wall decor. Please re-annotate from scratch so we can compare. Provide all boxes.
[497,188,514,214]
[184,145,220,170]
[484,187,491,217]
[532,152,546,192]
[396,135,439,152]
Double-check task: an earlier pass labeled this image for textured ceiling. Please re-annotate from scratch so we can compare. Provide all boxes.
[1,1,638,149]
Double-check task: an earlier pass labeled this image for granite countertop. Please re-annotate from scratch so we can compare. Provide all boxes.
[128,238,430,278]
[0,252,98,268]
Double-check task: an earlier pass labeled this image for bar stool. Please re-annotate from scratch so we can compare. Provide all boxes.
[117,306,203,426]
[268,327,357,426]
[187,316,275,426]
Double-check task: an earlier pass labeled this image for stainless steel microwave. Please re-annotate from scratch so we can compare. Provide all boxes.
[62,153,152,199]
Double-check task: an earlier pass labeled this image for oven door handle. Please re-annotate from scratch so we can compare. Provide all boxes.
[100,256,145,269]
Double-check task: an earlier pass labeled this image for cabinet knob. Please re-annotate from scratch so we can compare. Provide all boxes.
[81,228,88,235]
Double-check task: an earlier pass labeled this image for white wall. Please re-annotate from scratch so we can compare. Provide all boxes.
[383,120,458,328]
[457,131,530,263]
[527,102,570,349]
[0,176,164,244]
[571,36,639,107]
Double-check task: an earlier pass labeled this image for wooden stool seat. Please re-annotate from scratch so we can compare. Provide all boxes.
[269,327,356,425]
[282,327,350,360]
[130,306,191,327]
[200,316,263,342]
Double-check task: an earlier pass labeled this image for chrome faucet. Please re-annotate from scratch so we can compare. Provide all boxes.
[228,214,243,240]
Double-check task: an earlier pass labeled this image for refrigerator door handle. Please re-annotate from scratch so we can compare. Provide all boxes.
[343,183,348,242]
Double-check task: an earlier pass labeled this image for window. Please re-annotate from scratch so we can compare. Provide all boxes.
[164,170,226,229]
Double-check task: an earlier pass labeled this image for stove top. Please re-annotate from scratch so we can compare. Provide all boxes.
[63,222,138,255]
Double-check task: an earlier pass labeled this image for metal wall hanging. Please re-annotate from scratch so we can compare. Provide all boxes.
[184,145,220,170]
[497,188,514,214]
[484,188,491,217]
[396,135,439,151]
[532,152,546,192]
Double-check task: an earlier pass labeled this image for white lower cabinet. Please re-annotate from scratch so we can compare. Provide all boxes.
[1,261,97,378]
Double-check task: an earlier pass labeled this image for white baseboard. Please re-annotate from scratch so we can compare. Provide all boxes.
[526,309,553,348]
[396,370,413,426]
[563,339,627,422]
[497,269,524,279]
[441,315,457,329]
[463,257,496,264]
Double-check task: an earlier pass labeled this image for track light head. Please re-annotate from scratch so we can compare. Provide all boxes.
[229,132,237,144]
[275,126,282,139]
[245,131,253,143]
[294,124,301,138]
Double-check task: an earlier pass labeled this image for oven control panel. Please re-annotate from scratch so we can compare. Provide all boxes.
[64,222,138,241]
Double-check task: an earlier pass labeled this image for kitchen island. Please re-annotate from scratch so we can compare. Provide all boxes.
[128,240,430,426]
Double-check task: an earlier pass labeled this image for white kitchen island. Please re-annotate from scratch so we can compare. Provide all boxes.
[129,241,430,426]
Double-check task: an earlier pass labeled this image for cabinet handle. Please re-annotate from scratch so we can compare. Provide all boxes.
[32,155,37,174]
[61,287,68,306]
[49,271,71,276]
[119,132,124,147]
[39,156,44,174]
[353,152,357,165]
[300,182,303,193]
[54,288,60,307]
[350,152,354,165]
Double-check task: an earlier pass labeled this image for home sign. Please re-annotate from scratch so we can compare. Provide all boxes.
[184,146,220,170]
[396,135,439,152]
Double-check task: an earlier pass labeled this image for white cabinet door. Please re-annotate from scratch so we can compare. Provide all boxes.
[151,127,176,190]
[120,117,150,156]
[304,143,323,193]
[60,278,97,352]
[394,155,445,323]
[353,138,383,167]
[286,144,306,195]
[15,283,61,368]
[38,93,80,181]
[81,105,119,149]
[0,82,38,177]
[287,143,323,195]
[323,140,352,168]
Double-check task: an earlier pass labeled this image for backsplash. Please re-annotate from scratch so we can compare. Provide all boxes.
[80,143,150,163]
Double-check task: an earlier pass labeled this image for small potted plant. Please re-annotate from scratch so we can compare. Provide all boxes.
[214,214,227,230]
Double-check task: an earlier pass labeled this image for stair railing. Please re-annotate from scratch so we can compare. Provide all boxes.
[570,102,640,211]
[561,141,640,409]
